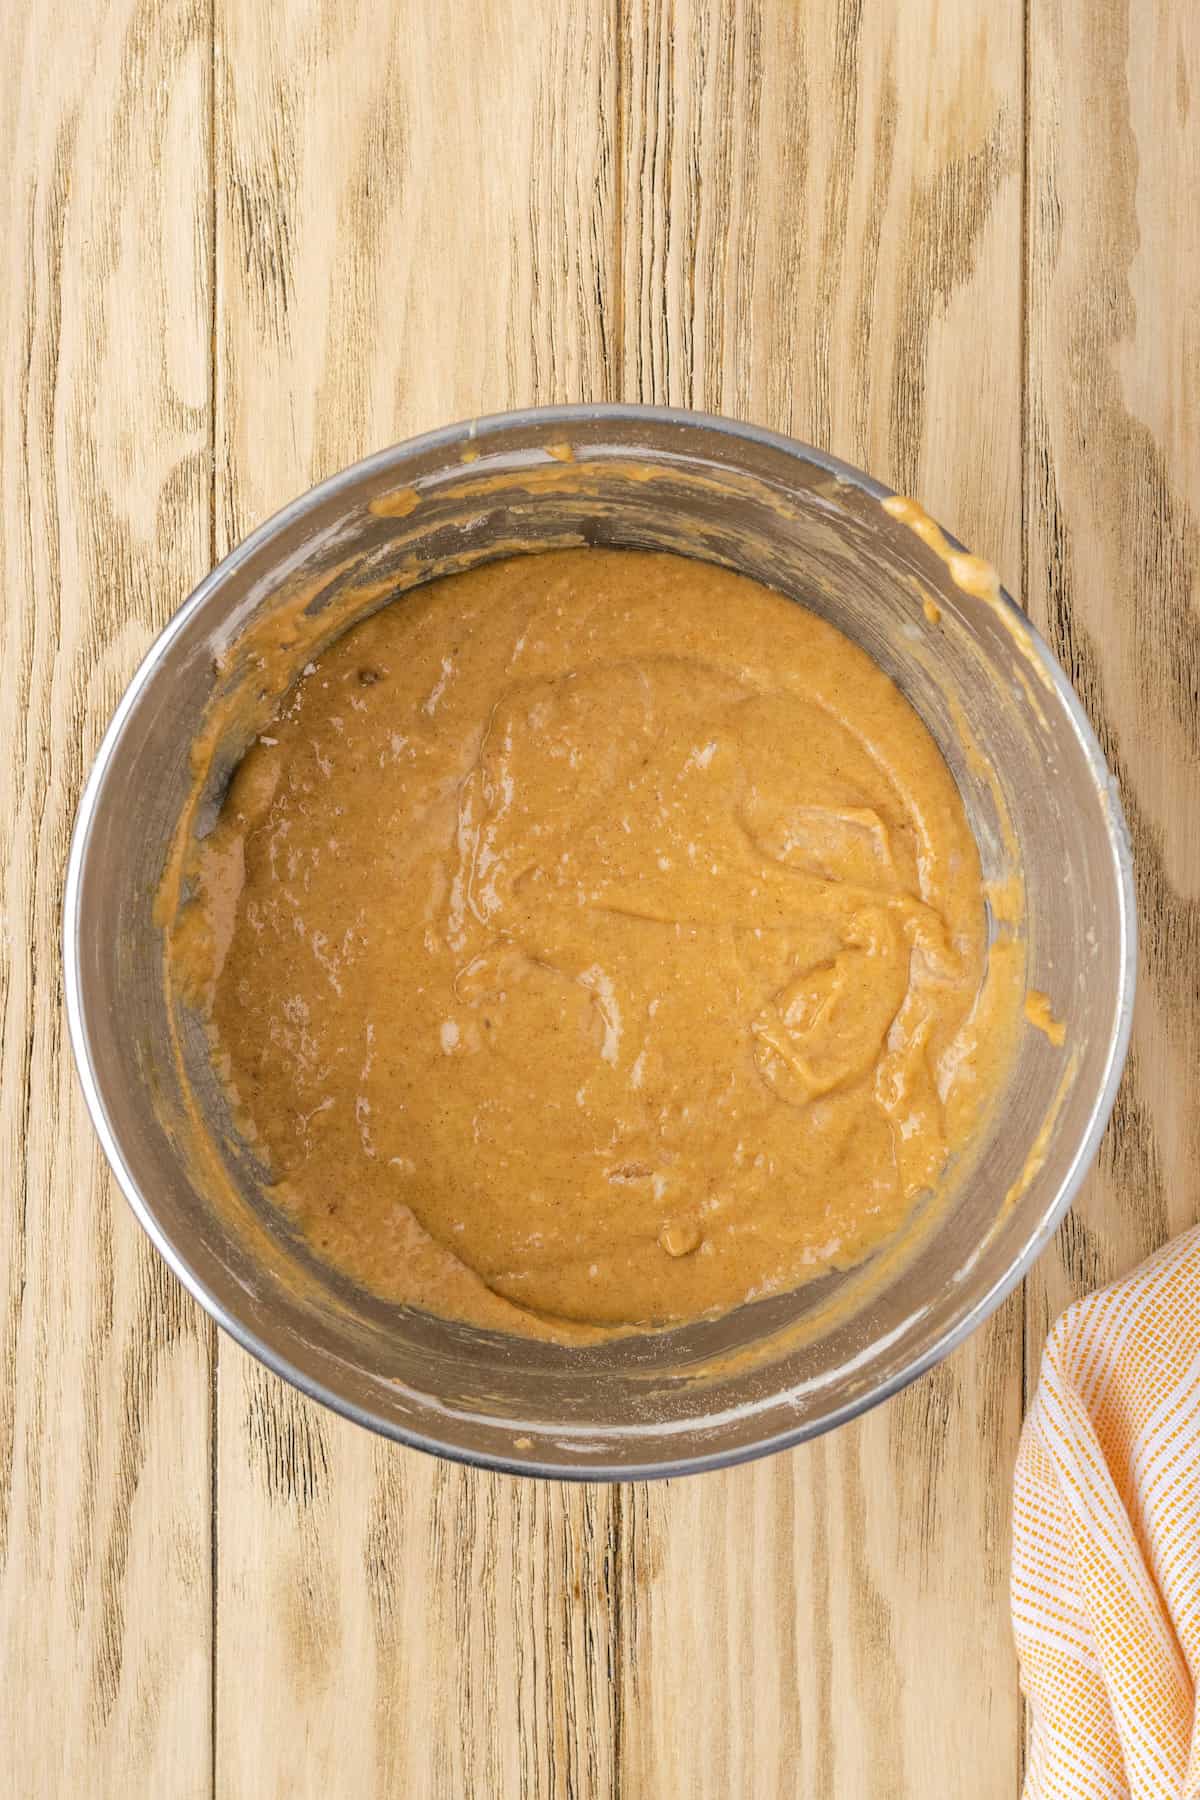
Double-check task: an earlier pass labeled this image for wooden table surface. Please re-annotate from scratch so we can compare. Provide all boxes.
[2,1,1197,1794]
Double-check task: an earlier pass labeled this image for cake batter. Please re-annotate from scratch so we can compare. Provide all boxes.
[171,549,1015,1337]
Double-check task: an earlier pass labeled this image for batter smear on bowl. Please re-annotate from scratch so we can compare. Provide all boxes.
[170,549,1019,1338]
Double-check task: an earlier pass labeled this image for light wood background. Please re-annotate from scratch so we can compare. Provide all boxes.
[1,1,1196,1794]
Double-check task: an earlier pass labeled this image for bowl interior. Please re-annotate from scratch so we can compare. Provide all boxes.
[66,409,1134,1477]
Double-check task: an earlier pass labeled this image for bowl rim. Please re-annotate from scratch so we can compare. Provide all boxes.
[62,401,1138,1481]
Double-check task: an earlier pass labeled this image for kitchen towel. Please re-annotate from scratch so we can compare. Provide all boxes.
[1013,1224,1200,1798]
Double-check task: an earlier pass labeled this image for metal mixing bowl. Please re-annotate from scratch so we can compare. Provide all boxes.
[64,407,1135,1479]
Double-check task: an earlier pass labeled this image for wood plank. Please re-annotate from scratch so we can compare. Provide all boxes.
[616,4,1025,1793]
[212,3,622,1794]
[1024,9,1200,1328]
[0,1,214,1793]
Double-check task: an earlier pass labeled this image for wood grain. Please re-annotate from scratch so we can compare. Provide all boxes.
[616,4,1024,1794]
[1024,0,1200,1364]
[4,0,1199,1792]
[212,3,624,1795]
[0,0,213,1792]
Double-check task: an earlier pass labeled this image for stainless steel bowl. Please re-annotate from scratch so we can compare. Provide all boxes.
[64,407,1135,1479]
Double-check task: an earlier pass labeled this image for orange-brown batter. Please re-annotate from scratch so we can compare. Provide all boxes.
[173,549,1017,1338]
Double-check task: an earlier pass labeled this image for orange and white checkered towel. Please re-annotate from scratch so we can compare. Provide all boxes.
[1013,1225,1200,1798]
